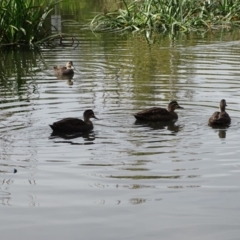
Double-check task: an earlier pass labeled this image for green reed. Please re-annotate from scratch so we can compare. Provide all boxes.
[90,0,240,33]
[0,0,56,46]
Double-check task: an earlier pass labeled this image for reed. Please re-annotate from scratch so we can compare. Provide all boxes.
[0,0,55,46]
[90,0,240,34]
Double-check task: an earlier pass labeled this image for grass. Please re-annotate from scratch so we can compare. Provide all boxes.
[90,0,240,34]
[0,0,57,47]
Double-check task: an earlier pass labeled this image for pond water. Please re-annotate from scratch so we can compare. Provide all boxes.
[1,2,240,240]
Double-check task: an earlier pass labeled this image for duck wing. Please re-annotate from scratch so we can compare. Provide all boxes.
[62,69,74,76]
[49,118,88,132]
[208,111,220,124]
[134,107,172,121]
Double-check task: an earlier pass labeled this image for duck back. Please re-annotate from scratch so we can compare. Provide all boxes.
[134,107,177,121]
[208,111,231,126]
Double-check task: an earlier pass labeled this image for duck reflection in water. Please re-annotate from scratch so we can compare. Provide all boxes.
[50,130,96,141]
[55,75,74,86]
[134,120,182,133]
[210,125,228,139]
[218,129,226,138]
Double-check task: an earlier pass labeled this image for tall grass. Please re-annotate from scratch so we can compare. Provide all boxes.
[90,0,240,34]
[0,0,56,46]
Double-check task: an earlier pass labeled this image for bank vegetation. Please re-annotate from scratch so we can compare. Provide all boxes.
[0,0,56,47]
[90,0,240,34]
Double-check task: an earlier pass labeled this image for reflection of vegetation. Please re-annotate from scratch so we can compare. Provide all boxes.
[85,31,181,103]
[131,160,150,165]
[80,160,150,167]
[123,168,149,171]
[81,163,120,166]
[55,0,123,24]
[90,0,240,34]
[168,185,200,188]
[0,48,42,102]
[110,175,181,179]
[0,0,55,46]
[125,184,154,189]
[129,198,146,204]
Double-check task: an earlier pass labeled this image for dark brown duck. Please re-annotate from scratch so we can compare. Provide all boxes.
[54,61,74,76]
[208,99,231,126]
[134,101,183,122]
[49,109,98,133]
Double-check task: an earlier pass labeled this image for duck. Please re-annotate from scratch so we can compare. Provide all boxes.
[208,99,231,126]
[53,61,74,76]
[134,101,184,122]
[49,109,98,133]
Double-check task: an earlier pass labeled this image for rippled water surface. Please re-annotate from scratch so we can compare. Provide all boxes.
[1,11,240,240]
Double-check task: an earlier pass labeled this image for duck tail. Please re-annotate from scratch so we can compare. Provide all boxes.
[133,114,146,121]
[49,124,57,131]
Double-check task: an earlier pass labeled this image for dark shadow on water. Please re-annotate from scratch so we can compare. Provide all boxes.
[49,130,95,144]
[134,120,182,133]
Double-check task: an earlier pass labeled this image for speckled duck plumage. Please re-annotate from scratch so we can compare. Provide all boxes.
[208,99,231,126]
[53,61,74,76]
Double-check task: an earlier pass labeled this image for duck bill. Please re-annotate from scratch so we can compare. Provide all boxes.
[93,115,99,120]
[177,105,184,109]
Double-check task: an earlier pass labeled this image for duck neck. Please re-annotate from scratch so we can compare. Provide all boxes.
[84,116,91,123]
[168,107,174,113]
[220,106,225,113]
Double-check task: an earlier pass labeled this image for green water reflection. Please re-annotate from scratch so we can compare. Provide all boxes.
[0,48,42,104]
[1,0,240,108]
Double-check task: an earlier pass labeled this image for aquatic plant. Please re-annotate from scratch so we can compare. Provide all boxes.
[0,0,56,46]
[90,0,240,34]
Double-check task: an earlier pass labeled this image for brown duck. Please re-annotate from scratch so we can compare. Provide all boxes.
[49,109,98,133]
[134,101,183,122]
[54,61,74,76]
[208,99,231,126]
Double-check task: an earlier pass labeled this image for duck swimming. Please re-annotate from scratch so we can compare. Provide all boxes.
[134,101,183,122]
[49,109,98,133]
[53,61,74,76]
[208,99,231,126]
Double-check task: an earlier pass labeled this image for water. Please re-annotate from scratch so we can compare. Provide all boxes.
[1,6,240,240]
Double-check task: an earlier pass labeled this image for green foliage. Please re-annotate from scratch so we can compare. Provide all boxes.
[90,0,240,33]
[0,0,55,46]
